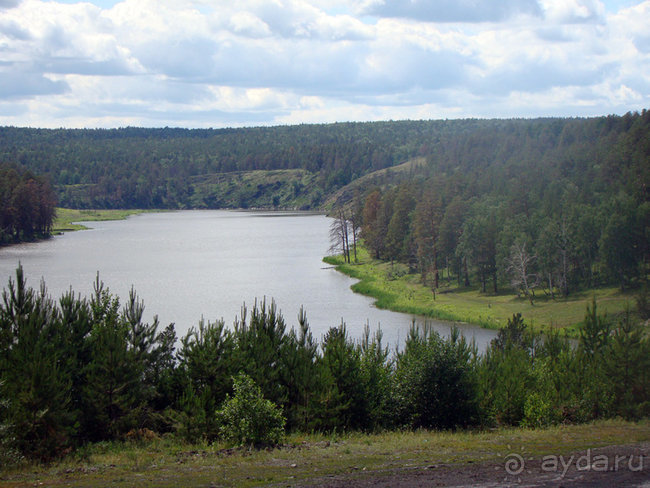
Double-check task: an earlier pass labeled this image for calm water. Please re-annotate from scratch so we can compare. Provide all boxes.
[0,210,496,351]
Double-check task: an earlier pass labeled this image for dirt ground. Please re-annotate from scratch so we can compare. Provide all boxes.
[297,442,650,488]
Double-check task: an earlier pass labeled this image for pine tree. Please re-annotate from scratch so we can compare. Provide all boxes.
[177,317,235,441]
[81,278,141,440]
[0,266,74,459]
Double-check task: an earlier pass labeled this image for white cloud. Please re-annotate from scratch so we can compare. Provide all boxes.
[540,0,606,23]
[0,0,647,127]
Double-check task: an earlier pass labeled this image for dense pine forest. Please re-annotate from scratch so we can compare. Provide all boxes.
[1,112,647,215]
[354,118,648,294]
[0,266,648,463]
[329,113,648,296]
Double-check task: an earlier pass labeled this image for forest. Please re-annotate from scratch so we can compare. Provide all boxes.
[0,266,648,463]
[0,164,57,246]
[0,122,418,209]
[0,112,647,215]
[328,112,649,297]
[0,111,648,463]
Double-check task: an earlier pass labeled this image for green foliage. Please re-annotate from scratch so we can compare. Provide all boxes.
[176,318,235,442]
[358,326,392,430]
[0,381,24,468]
[314,323,365,431]
[355,112,649,297]
[0,267,176,459]
[522,392,554,429]
[0,163,57,245]
[279,307,321,431]
[0,266,75,459]
[491,313,531,351]
[233,299,290,408]
[480,315,536,425]
[392,325,481,429]
[603,308,650,420]
[0,266,648,461]
[215,373,285,447]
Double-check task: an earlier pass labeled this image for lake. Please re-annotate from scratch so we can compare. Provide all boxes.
[0,210,496,351]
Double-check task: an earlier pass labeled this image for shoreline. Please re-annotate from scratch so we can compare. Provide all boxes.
[323,247,634,336]
[52,208,153,234]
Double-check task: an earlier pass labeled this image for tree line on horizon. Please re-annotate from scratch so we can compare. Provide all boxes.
[1,111,648,214]
[0,267,648,463]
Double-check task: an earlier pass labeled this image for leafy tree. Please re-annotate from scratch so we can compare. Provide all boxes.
[438,196,469,286]
[361,189,384,259]
[358,325,391,430]
[480,314,536,425]
[280,307,321,431]
[458,202,500,293]
[576,299,614,420]
[600,194,645,289]
[0,164,56,245]
[216,373,285,447]
[413,189,443,287]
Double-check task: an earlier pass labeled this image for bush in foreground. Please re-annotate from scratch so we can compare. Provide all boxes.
[216,373,285,447]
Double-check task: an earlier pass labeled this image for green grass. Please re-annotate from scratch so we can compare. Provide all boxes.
[324,247,635,334]
[1,420,647,487]
[189,168,321,209]
[53,208,150,233]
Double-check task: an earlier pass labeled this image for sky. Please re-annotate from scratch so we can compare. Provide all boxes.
[0,0,648,128]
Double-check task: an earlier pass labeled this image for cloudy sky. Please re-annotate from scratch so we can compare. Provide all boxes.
[0,0,648,128]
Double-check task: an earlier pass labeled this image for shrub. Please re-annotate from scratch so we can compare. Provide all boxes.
[522,392,554,428]
[216,373,285,447]
[392,325,482,430]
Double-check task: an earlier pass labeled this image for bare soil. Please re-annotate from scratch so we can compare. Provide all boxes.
[297,442,650,488]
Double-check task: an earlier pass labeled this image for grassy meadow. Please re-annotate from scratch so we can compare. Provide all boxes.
[324,247,635,335]
[53,208,150,233]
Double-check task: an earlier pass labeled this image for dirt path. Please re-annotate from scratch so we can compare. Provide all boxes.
[298,442,650,487]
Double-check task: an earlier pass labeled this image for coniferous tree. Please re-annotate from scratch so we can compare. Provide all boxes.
[0,266,74,459]
[176,318,235,441]
[82,278,141,440]
[604,308,650,419]
[233,299,290,407]
[281,307,321,430]
[393,324,481,429]
[314,323,364,431]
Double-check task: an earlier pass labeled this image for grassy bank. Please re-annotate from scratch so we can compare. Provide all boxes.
[324,247,634,335]
[1,420,647,487]
[53,208,150,233]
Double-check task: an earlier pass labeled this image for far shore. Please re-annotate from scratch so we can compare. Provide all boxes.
[324,246,635,335]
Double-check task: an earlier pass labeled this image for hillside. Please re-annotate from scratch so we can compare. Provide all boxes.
[1,112,647,211]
